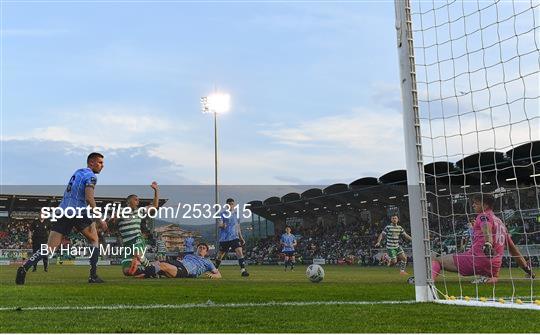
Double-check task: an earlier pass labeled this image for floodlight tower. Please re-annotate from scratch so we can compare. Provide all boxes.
[201,92,231,250]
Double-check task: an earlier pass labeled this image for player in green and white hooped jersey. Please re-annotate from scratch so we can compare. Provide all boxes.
[375,215,412,275]
[109,181,159,277]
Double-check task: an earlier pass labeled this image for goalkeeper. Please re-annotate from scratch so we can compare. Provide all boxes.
[108,181,159,277]
[431,194,535,283]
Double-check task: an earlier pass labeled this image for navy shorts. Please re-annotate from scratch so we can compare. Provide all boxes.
[283,250,295,257]
[167,259,190,278]
[51,216,93,236]
[219,239,242,252]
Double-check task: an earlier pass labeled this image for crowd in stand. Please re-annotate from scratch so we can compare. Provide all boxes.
[246,218,412,265]
[1,203,539,267]
[0,221,31,249]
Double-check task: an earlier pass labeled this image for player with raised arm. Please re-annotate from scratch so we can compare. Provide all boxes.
[214,198,249,277]
[140,243,221,279]
[16,152,107,284]
[108,182,159,277]
[375,214,412,275]
[280,226,297,271]
[431,194,535,283]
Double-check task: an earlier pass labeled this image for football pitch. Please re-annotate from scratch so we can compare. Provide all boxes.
[1,264,539,333]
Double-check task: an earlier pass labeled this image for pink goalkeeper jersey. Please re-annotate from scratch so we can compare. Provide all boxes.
[471,210,507,260]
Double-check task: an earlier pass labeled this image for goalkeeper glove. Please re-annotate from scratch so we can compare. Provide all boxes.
[482,242,493,257]
[522,266,536,279]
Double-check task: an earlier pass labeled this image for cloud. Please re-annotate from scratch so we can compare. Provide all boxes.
[0,139,191,185]
[259,107,404,151]
[5,104,178,149]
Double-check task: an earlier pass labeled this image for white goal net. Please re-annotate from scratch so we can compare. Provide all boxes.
[396,0,539,309]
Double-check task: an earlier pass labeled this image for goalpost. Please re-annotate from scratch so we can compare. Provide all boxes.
[395,0,539,309]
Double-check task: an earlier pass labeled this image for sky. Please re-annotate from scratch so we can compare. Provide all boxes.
[1,0,538,187]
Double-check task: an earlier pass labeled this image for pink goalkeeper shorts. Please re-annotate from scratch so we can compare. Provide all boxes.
[453,252,501,277]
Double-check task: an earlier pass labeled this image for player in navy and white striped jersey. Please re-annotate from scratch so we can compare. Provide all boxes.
[16,152,107,285]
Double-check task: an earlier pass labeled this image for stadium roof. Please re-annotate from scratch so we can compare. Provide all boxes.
[248,141,540,220]
[0,194,168,219]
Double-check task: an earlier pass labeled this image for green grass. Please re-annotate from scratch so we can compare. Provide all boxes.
[0,264,538,332]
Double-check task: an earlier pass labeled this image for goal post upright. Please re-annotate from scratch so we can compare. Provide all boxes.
[394,0,436,302]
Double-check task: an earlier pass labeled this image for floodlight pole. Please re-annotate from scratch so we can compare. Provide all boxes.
[213,110,220,253]
[395,0,436,302]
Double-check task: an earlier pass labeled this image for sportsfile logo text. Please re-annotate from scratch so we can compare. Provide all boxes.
[40,203,252,222]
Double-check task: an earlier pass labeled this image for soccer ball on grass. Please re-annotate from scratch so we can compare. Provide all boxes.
[306,264,325,283]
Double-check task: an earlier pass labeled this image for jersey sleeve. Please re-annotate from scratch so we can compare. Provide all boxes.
[382,226,389,235]
[206,259,217,272]
[84,172,98,187]
[476,214,492,229]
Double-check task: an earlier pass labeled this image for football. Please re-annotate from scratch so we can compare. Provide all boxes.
[306,264,325,283]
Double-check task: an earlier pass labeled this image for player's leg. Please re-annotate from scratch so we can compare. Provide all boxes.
[124,240,151,276]
[31,242,39,272]
[290,255,296,270]
[215,250,226,269]
[43,253,49,272]
[387,248,398,267]
[17,231,63,284]
[80,222,103,283]
[214,241,228,268]
[283,255,289,270]
[234,242,249,277]
[431,254,460,280]
[397,249,408,275]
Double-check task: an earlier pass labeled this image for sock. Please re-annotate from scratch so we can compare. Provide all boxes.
[43,257,49,270]
[238,257,246,270]
[290,260,295,269]
[215,259,222,269]
[399,260,406,272]
[23,250,45,271]
[141,257,150,268]
[431,260,441,279]
[284,260,289,269]
[89,246,99,278]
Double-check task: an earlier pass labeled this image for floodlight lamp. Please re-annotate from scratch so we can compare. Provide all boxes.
[202,93,231,114]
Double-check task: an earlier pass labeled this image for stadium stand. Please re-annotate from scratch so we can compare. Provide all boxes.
[247,141,540,266]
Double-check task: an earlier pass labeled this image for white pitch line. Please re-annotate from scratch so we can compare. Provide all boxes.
[0,300,417,312]
[435,299,540,310]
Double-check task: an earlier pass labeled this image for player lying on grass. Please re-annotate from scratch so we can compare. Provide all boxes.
[375,214,412,275]
[138,243,221,279]
[431,194,535,283]
[108,181,159,277]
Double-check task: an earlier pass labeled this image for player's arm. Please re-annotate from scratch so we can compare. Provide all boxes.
[85,184,97,209]
[375,231,385,247]
[145,181,159,210]
[217,212,226,228]
[507,235,535,278]
[237,224,245,245]
[402,230,412,242]
[480,217,494,256]
[205,269,222,279]
[292,238,297,247]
